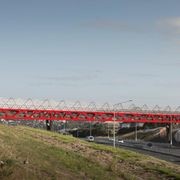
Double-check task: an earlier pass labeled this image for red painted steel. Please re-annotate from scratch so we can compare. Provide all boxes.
[0,108,180,123]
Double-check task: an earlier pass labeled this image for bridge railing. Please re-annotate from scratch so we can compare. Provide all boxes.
[0,97,180,115]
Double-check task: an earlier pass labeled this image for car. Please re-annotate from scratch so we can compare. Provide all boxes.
[87,136,94,142]
[147,142,153,148]
[118,139,124,143]
[8,120,17,126]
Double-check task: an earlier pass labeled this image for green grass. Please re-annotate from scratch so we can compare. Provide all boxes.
[0,124,179,180]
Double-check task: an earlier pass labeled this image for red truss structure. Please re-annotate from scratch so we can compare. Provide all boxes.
[0,98,180,123]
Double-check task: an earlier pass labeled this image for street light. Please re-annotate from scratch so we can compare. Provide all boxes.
[135,122,137,141]
[107,122,110,139]
[90,121,92,136]
[113,100,133,148]
[113,112,116,148]
[170,116,173,146]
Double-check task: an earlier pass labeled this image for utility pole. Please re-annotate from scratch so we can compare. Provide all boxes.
[64,120,66,132]
[170,122,173,146]
[90,121,92,136]
[113,112,116,148]
[135,122,138,141]
[108,123,110,139]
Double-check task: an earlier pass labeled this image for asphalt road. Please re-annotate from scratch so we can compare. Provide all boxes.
[88,137,180,165]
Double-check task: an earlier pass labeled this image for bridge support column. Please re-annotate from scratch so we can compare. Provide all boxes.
[46,120,52,131]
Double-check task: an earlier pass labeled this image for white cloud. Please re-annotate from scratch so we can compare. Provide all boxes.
[156,17,180,47]
[157,17,180,34]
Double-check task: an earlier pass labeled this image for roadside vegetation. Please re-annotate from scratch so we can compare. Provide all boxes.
[0,124,179,180]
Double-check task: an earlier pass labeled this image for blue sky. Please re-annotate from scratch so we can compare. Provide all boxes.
[0,0,180,107]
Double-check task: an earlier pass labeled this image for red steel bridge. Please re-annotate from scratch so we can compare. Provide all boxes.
[0,98,180,123]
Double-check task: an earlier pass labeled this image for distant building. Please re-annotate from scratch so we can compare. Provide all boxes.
[175,130,180,142]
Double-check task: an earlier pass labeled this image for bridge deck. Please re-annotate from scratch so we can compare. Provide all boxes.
[0,108,180,123]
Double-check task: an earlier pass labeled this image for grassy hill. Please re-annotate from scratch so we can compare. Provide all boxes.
[0,124,179,180]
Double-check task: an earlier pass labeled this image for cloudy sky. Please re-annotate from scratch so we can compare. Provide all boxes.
[0,0,180,107]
